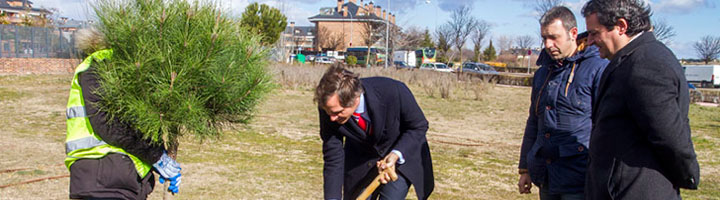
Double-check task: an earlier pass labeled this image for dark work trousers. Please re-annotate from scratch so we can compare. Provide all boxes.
[539,184,584,200]
[69,153,155,200]
[366,172,411,200]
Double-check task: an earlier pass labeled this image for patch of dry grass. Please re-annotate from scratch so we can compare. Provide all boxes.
[1,66,718,199]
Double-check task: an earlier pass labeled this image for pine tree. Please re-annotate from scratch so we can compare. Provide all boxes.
[483,40,497,61]
[92,0,273,152]
[421,29,434,48]
[240,3,288,45]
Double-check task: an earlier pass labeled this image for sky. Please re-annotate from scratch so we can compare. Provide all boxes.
[31,0,719,59]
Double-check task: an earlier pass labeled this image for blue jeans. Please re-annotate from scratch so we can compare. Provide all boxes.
[539,186,584,200]
[366,173,410,200]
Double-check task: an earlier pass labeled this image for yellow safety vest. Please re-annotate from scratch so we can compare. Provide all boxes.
[64,49,152,177]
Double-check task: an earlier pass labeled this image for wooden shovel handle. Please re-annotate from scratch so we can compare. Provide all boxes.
[356,165,397,200]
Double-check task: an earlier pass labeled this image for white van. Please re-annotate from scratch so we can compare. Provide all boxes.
[683,65,720,88]
[393,51,417,68]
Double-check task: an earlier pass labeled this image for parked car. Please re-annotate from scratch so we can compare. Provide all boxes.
[314,56,335,64]
[420,62,453,73]
[394,61,413,69]
[461,62,499,75]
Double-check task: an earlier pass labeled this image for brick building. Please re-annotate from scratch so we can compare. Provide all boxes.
[308,0,395,52]
[0,0,51,26]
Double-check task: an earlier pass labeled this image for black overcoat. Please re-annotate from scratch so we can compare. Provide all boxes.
[586,33,700,199]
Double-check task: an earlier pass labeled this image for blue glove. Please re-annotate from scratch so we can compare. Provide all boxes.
[153,152,182,193]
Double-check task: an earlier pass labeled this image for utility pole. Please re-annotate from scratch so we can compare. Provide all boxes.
[348,8,350,48]
[291,21,295,64]
[384,0,389,69]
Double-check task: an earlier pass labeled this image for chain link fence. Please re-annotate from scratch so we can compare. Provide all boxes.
[0,24,80,59]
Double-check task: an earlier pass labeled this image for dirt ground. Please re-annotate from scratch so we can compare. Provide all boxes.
[1,67,718,199]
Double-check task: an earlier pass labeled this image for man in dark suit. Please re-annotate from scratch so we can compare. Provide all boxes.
[581,0,700,199]
[314,65,434,200]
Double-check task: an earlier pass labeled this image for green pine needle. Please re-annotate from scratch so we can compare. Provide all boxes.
[92,0,274,146]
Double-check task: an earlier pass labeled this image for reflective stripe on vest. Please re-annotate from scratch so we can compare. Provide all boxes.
[66,106,86,119]
[64,49,152,178]
[65,136,107,154]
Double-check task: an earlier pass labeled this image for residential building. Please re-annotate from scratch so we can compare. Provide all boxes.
[281,23,316,53]
[55,17,93,32]
[308,0,395,52]
[0,0,51,26]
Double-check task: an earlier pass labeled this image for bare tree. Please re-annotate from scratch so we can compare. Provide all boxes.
[535,0,564,19]
[694,35,720,64]
[381,24,405,63]
[448,5,478,67]
[317,27,344,51]
[359,18,386,66]
[497,35,514,54]
[472,20,491,62]
[293,34,304,54]
[399,26,425,50]
[327,33,345,51]
[651,18,676,45]
[516,35,536,53]
[435,24,453,63]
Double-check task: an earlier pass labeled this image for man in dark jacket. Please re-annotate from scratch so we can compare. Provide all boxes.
[518,6,608,200]
[315,65,434,200]
[581,0,700,199]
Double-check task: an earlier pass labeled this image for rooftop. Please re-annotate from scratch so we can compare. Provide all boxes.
[308,1,392,23]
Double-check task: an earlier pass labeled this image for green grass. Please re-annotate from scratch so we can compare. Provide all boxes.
[15,170,48,176]
[0,88,26,101]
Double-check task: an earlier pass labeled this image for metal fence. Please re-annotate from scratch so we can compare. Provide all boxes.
[0,24,80,59]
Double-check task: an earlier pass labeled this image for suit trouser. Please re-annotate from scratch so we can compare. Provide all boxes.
[366,173,410,200]
[69,153,155,200]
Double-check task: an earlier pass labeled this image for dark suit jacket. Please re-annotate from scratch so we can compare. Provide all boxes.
[587,33,700,199]
[319,77,434,200]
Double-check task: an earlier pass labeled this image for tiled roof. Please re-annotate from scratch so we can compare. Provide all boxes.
[0,0,50,14]
[285,26,316,36]
[308,2,384,22]
[56,19,89,29]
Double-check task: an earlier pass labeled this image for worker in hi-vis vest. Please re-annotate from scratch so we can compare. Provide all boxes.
[64,28,181,199]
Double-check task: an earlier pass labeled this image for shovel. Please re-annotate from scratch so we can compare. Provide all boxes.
[356,163,399,200]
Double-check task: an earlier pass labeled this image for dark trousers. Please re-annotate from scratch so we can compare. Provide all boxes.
[539,185,584,200]
[365,173,410,200]
[69,153,155,200]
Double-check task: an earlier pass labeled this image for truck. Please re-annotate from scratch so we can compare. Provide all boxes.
[326,51,345,61]
[392,51,417,68]
[683,65,720,88]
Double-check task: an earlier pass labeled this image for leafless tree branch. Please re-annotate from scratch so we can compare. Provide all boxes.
[694,35,720,64]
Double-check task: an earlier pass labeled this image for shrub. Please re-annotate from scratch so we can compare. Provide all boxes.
[346,55,357,66]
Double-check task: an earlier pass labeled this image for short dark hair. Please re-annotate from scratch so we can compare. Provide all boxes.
[314,64,363,107]
[540,6,577,32]
[581,0,652,36]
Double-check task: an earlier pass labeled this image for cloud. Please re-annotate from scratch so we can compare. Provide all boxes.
[435,0,475,12]
[361,0,425,15]
[32,0,93,20]
[667,40,696,59]
[652,0,714,14]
